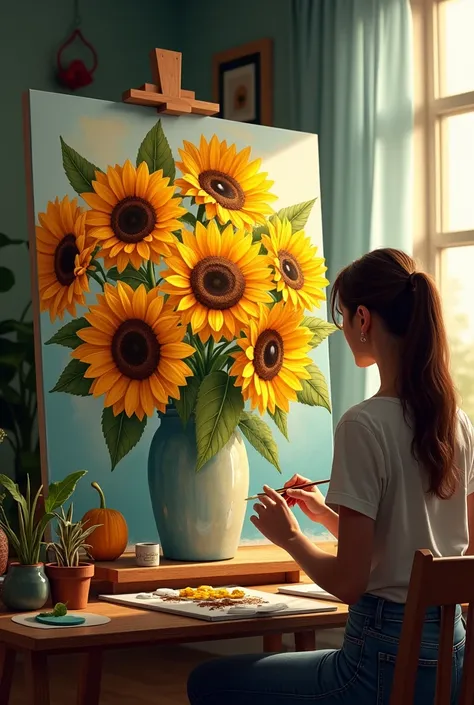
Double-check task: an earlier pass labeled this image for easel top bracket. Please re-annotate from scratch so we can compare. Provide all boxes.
[123,49,220,117]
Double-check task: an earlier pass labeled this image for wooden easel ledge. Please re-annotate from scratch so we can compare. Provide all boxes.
[123,48,220,117]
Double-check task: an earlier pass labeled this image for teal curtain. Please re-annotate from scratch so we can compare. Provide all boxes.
[290,0,413,422]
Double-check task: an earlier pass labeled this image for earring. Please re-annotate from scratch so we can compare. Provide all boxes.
[360,334,367,343]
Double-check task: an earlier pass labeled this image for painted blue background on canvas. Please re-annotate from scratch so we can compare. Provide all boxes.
[27,89,335,545]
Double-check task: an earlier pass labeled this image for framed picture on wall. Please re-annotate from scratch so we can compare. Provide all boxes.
[213,39,273,126]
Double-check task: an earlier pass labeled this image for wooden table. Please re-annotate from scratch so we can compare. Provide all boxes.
[0,584,348,705]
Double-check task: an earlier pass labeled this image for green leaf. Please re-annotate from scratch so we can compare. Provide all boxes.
[102,407,147,471]
[19,450,40,472]
[297,363,331,412]
[195,371,244,471]
[0,267,15,293]
[50,359,92,396]
[0,338,26,367]
[136,120,175,182]
[60,137,102,194]
[251,223,270,243]
[0,397,17,431]
[107,265,149,290]
[0,320,34,339]
[0,233,25,248]
[0,474,28,511]
[301,317,338,348]
[24,365,37,392]
[252,199,317,241]
[275,199,317,232]
[174,376,200,426]
[45,470,87,513]
[238,411,281,472]
[45,318,90,349]
[0,383,21,405]
[268,407,289,441]
[0,362,16,385]
[180,212,197,229]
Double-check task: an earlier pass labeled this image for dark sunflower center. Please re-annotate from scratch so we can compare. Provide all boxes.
[190,256,246,310]
[111,197,156,244]
[253,329,284,381]
[54,234,79,287]
[198,169,245,211]
[111,319,160,380]
[278,250,304,290]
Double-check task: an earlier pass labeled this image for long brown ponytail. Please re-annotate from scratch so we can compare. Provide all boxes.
[331,248,460,499]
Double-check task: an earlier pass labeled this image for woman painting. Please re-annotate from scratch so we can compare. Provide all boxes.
[187,248,471,705]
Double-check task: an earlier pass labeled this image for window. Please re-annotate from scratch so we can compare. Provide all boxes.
[416,0,474,419]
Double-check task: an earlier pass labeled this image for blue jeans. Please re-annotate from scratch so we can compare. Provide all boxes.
[187,593,466,705]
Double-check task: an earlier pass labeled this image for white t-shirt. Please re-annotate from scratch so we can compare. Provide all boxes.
[325,397,474,603]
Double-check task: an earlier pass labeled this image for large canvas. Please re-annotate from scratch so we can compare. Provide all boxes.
[25,89,335,546]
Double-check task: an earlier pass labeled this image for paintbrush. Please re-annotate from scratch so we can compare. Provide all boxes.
[245,479,330,501]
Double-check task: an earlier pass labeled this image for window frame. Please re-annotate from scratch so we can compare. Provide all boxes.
[412,0,474,277]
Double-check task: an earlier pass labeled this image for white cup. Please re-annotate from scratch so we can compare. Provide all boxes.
[135,542,161,567]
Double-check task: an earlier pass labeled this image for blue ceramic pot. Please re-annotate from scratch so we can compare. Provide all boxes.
[2,563,50,611]
[148,408,249,561]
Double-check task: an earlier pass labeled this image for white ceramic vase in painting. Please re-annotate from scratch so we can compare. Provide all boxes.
[148,407,249,561]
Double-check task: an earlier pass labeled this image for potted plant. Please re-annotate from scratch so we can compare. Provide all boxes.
[0,233,40,502]
[0,470,87,610]
[46,503,101,609]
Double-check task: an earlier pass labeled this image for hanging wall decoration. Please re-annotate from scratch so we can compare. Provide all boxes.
[213,39,273,126]
[56,0,98,91]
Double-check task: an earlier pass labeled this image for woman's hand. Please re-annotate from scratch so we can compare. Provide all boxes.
[250,485,302,549]
[284,473,329,523]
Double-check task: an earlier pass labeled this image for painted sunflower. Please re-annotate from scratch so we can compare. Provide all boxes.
[72,282,195,420]
[261,217,329,310]
[230,302,313,415]
[160,220,273,343]
[36,196,95,322]
[175,135,277,231]
[82,160,185,273]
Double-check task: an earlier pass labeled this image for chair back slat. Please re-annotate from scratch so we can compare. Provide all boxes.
[435,605,455,705]
[390,549,474,705]
[459,603,474,705]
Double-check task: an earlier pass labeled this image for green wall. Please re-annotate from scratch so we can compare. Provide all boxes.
[180,0,293,129]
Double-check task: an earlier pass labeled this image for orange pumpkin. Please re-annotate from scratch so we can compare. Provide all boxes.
[82,482,128,561]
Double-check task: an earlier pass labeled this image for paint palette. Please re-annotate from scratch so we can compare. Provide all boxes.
[35,614,86,626]
[99,587,338,622]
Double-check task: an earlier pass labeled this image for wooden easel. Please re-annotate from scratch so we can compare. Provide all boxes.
[123,48,220,117]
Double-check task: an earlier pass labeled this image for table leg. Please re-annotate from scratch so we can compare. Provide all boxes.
[24,652,50,705]
[263,634,283,652]
[294,631,316,651]
[0,645,16,705]
[76,649,102,705]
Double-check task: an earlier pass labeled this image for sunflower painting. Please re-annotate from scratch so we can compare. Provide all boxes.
[27,90,336,545]
[175,135,277,231]
[160,220,273,342]
[36,196,95,322]
[83,161,185,273]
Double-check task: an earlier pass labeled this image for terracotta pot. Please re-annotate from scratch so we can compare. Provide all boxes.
[0,528,8,575]
[45,563,94,609]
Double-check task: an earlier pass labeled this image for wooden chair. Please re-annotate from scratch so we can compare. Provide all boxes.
[390,549,474,705]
